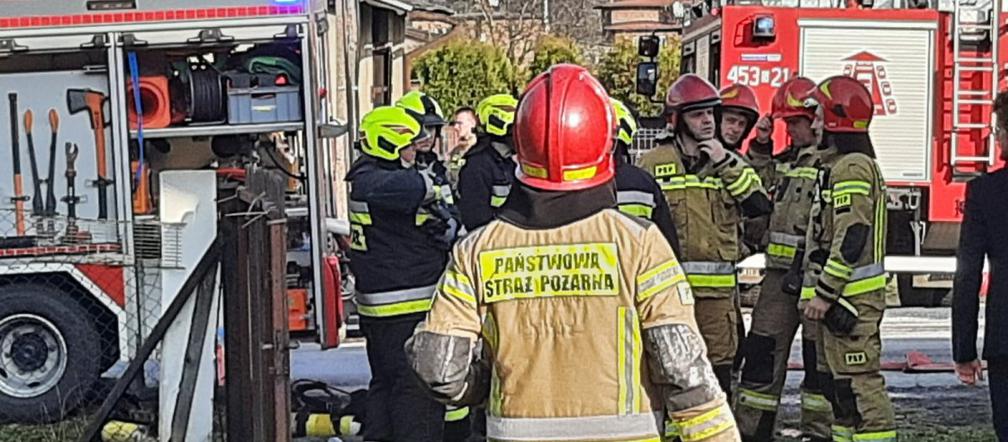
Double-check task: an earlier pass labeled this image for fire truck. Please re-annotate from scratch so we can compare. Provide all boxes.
[0,0,347,423]
[670,0,1005,305]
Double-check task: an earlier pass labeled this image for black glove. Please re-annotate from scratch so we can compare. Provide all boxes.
[823,298,859,336]
[421,201,461,249]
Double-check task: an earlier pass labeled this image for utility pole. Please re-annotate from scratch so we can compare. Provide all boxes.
[543,0,550,32]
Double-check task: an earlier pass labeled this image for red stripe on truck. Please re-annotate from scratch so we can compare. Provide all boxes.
[0,6,305,29]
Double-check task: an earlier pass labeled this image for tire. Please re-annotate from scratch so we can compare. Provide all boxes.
[0,283,102,423]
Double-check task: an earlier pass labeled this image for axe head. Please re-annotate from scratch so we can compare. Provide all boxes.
[66,88,106,113]
[66,89,106,129]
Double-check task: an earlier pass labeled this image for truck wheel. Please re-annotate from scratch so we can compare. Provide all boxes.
[0,284,102,423]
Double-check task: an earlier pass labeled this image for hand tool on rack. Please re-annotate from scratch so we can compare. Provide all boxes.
[24,108,45,234]
[45,109,59,233]
[66,89,110,220]
[62,142,88,243]
[8,93,26,236]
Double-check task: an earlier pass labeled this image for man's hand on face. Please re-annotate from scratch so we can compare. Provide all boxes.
[698,138,728,163]
[755,115,773,143]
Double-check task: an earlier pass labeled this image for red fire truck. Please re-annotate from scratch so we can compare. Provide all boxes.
[674,0,1004,305]
[0,0,347,423]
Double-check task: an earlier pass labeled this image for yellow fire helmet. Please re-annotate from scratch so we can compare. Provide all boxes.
[358,106,429,161]
[476,93,518,137]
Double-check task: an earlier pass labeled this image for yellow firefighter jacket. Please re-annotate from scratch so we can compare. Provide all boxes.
[415,209,739,442]
[637,139,769,297]
[802,149,888,302]
[746,143,823,270]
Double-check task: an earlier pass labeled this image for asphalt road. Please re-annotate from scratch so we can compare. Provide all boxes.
[291,307,998,441]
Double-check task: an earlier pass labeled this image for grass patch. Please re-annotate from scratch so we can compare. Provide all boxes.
[0,415,89,442]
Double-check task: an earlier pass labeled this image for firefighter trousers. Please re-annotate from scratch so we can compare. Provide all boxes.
[815,291,896,442]
[695,296,740,398]
[734,269,833,441]
[361,314,447,442]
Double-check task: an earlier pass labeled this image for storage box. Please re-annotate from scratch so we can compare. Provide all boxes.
[226,73,302,124]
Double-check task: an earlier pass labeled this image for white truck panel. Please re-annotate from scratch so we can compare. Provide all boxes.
[799,20,936,182]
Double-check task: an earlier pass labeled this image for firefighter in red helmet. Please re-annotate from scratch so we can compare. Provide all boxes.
[735,76,835,442]
[407,64,738,442]
[638,74,771,403]
[798,76,895,442]
[718,83,760,150]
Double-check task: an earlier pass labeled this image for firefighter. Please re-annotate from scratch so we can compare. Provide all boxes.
[637,74,772,399]
[611,98,682,256]
[799,76,895,442]
[396,90,448,167]
[345,105,461,442]
[717,83,760,150]
[405,64,739,442]
[397,91,464,256]
[734,77,834,442]
[457,93,519,230]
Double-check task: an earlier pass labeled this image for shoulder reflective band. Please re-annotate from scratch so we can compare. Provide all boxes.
[619,204,654,218]
[445,406,470,422]
[801,391,832,413]
[681,261,737,288]
[440,269,477,306]
[833,425,854,442]
[736,388,780,411]
[726,168,761,197]
[636,259,685,301]
[658,175,723,192]
[348,200,372,225]
[477,243,621,303]
[667,403,735,442]
[491,185,511,208]
[617,307,643,416]
[786,167,820,180]
[355,284,437,317]
[832,180,871,197]
[486,412,661,440]
[618,190,657,218]
[824,258,853,281]
[853,430,898,442]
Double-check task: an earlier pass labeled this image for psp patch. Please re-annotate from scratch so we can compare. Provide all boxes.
[844,352,867,366]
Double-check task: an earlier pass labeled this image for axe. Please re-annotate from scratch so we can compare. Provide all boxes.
[66,89,110,220]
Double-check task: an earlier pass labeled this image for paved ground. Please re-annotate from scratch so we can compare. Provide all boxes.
[291,307,998,441]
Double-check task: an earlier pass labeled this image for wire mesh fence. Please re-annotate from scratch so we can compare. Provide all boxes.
[0,203,227,441]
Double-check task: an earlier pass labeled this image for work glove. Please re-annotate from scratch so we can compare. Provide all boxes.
[823,298,859,336]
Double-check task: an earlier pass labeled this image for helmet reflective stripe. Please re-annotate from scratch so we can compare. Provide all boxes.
[611,98,638,146]
[396,91,446,127]
[477,94,518,136]
[359,106,426,161]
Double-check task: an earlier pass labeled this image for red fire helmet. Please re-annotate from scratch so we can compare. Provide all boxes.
[514,64,616,191]
[665,74,721,128]
[802,75,874,133]
[771,76,817,120]
[720,83,759,121]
